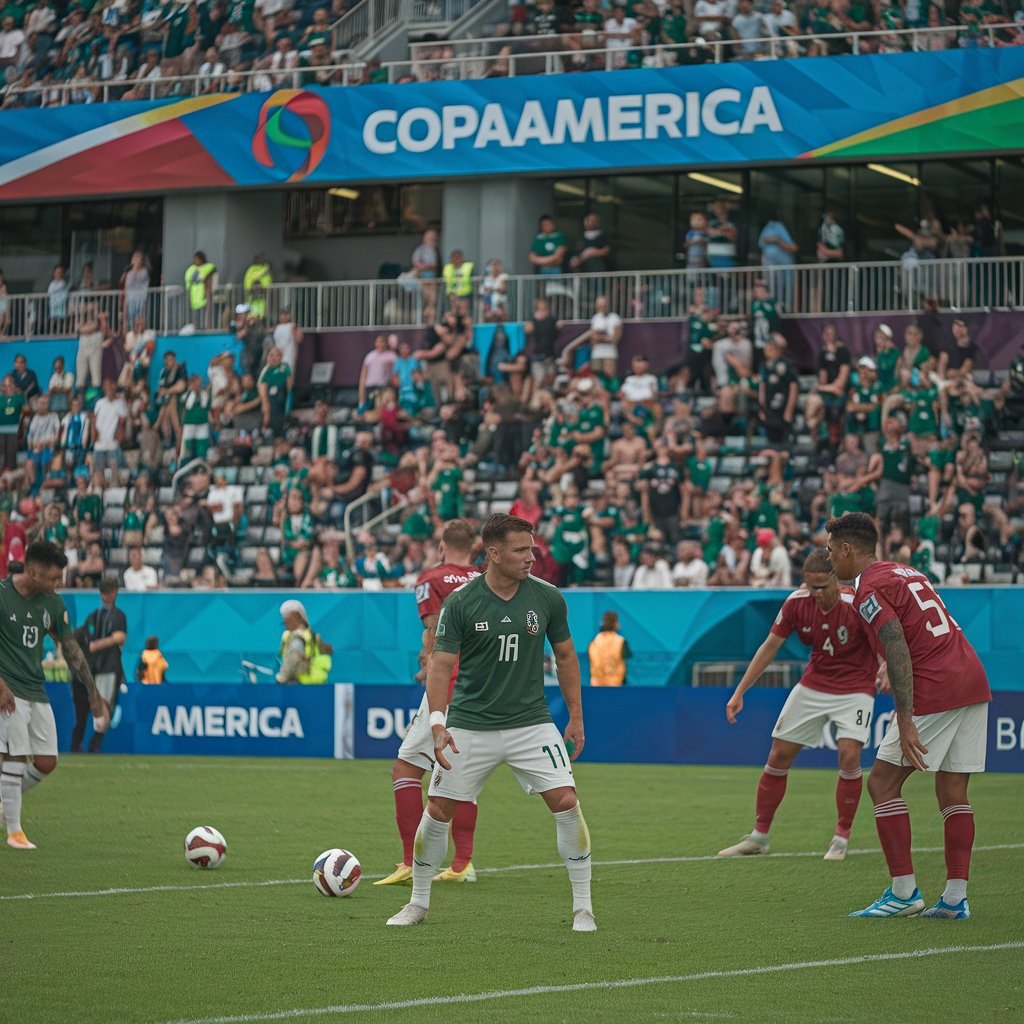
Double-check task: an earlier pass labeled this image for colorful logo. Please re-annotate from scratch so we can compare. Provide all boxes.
[252,90,330,183]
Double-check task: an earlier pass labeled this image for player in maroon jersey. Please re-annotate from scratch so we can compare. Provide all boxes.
[719,549,884,861]
[827,512,991,919]
[374,520,483,886]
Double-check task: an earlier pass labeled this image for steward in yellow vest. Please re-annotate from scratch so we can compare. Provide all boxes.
[243,256,272,319]
[587,611,631,686]
[185,251,216,312]
[277,599,332,684]
[442,250,474,302]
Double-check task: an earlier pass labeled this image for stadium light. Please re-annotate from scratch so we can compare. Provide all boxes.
[686,172,743,195]
[866,163,921,187]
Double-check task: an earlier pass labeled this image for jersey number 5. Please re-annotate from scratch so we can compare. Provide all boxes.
[908,581,958,638]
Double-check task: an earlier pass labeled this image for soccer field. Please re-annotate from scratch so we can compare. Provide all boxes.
[2,756,1021,1024]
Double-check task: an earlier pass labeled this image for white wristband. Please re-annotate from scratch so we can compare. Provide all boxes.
[429,711,447,728]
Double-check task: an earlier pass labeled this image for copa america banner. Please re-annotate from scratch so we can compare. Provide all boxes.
[0,48,1022,199]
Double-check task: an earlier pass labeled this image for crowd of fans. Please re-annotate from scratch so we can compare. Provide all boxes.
[0,252,1020,592]
[0,0,1018,107]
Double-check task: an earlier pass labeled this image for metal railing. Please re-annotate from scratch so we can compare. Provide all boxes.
[5,256,1020,338]
[0,21,1010,106]
[331,0,403,56]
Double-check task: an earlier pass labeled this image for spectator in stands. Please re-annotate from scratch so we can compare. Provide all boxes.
[758,217,798,308]
[569,212,612,274]
[938,317,979,381]
[672,540,710,587]
[334,430,375,514]
[586,294,623,382]
[258,345,292,435]
[758,333,798,448]
[749,279,782,359]
[184,251,215,329]
[479,258,509,322]
[441,249,474,309]
[639,436,684,546]
[864,414,913,532]
[749,527,791,587]
[155,351,187,453]
[523,297,561,405]
[12,353,38,401]
[765,0,800,52]
[709,526,751,586]
[25,393,59,494]
[845,356,882,451]
[694,0,730,39]
[272,308,303,370]
[47,265,69,327]
[605,420,648,485]
[712,321,753,392]
[252,547,280,587]
[528,214,567,276]
[803,323,851,456]
[92,378,127,485]
[0,373,24,476]
[707,199,738,268]
[180,375,211,461]
[123,545,159,591]
[59,395,92,473]
[872,323,899,392]
[47,355,74,415]
[632,543,674,589]
[732,0,768,54]
[358,333,397,410]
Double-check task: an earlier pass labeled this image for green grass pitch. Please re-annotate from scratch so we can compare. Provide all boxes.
[1,756,1022,1024]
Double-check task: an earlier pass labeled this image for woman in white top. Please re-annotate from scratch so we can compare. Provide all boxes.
[272,309,303,369]
[479,258,508,322]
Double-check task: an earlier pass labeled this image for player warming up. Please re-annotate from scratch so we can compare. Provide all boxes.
[826,512,991,919]
[718,549,883,861]
[386,513,594,931]
[375,519,483,886]
[0,542,109,849]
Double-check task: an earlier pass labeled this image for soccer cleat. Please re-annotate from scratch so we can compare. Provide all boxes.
[373,863,413,886]
[386,903,428,926]
[572,909,597,932]
[922,897,970,919]
[433,862,477,883]
[717,834,769,857]
[824,836,849,861]
[849,886,925,917]
[7,831,37,850]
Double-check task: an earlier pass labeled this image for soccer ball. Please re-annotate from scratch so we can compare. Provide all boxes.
[184,826,227,869]
[312,848,362,897]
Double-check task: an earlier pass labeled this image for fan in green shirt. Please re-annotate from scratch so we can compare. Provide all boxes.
[431,465,464,520]
[550,496,590,584]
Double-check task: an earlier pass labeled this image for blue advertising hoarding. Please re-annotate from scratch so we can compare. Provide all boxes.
[0,49,1022,200]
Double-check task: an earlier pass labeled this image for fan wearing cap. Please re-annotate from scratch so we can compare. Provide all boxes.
[872,324,900,393]
[749,528,791,588]
[277,600,331,685]
[846,357,882,447]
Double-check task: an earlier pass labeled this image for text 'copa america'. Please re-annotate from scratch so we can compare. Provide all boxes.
[362,87,783,155]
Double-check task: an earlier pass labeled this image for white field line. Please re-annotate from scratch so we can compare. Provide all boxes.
[2,842,1022,902]
[162,942,1024,1024]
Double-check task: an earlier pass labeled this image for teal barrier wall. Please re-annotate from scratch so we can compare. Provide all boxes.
[61,587,1021,691]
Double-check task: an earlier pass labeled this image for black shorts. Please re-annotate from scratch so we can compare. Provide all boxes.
[763,419,790,446]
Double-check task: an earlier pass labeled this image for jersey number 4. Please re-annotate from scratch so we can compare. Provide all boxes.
[908,581,959,638]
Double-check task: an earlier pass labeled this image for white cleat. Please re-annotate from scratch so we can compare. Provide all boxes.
[572,909,597,932]
[824,836,849,861]
[717,834,769,857]
[386,903,428,927]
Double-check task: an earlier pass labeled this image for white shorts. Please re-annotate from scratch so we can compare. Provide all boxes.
[876,702,988,773]
[427,722,575,803]
[0,697,59,757]
[182,423,210,443]
[772,683,875,748]
[591,343,618,361]
[397,692,434,772]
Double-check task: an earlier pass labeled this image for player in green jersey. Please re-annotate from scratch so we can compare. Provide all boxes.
[0,542,108,849]
[386,514,594,931]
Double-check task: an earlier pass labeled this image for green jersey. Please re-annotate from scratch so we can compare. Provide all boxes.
[550,507,588,565]
[576,404,606,469]
[686,456,713,491]
[688,314,715,354]
[432,466,463,520]
[435,574,571,731]
[0,578,72,702]
[903,386,938,436]
[0,391,24,433]
[848,381,882,433]
[881,441,914,485]
[750,298,781,347]
[875,347,899,392]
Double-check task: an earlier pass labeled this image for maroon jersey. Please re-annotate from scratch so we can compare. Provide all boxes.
[415,563,481,702]
[854,561,991,715]
[770,585,878,696]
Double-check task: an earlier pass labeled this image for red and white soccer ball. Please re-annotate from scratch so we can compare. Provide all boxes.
[313,848,362,897]
[184,826,227,869]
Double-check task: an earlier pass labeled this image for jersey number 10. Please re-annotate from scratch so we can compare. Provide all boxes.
[498,634,519,662]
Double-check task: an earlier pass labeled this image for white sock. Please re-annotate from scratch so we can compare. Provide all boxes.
[410,811,450,910]
[891,873,917,900]
[943,878,968,904]
[751,829,770,841]
[553,802,592,914]
[22,765,45,793]
[1,762,25,834]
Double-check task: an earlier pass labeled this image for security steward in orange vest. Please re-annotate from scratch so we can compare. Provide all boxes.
[587,611,631,686]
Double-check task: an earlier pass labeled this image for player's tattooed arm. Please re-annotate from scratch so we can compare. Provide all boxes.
[877,619,913,713]
[62,634,101,704]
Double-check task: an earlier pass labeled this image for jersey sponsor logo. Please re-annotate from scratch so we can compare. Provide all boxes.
[475,621,489,631]
[801,626,812,632]
[415,582,430,604]
[526,610,540,635]
[859,594,882,623]
[501,616,512,623]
